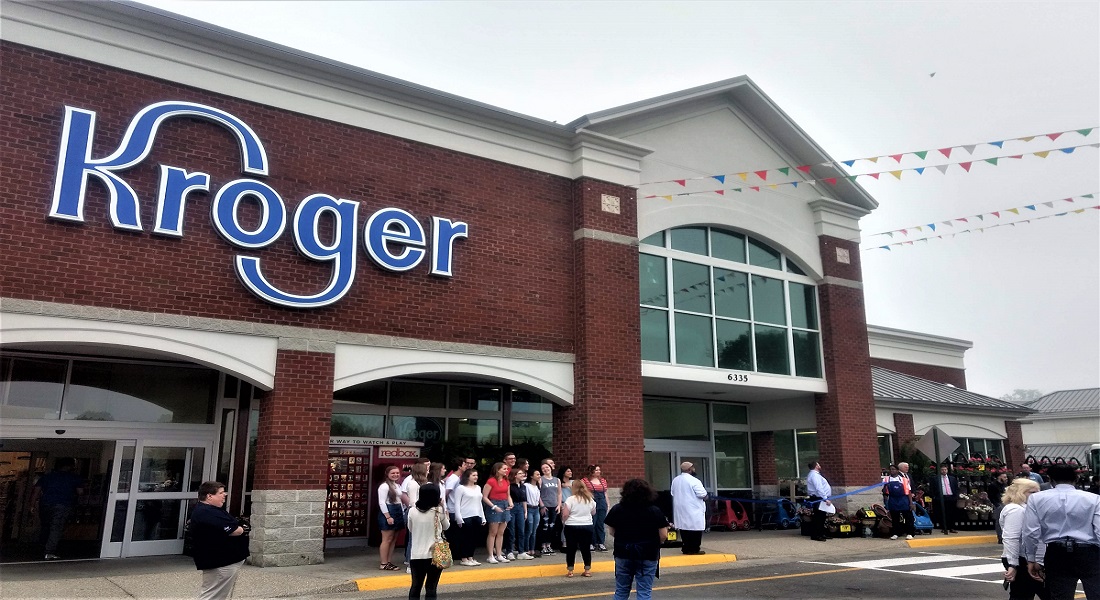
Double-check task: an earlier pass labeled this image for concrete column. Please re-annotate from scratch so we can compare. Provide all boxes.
[249,347,334,566]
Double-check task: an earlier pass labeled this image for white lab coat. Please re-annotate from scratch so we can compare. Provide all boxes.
[671,472,708,531]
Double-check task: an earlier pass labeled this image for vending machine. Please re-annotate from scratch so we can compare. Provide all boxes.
[324,437,423,549]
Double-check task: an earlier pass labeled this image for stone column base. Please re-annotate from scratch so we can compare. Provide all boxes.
[830,487,881,514]
[248,489,326,567]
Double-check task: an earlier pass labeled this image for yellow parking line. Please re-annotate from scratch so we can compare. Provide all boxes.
[907,534,997,548]
[530,567,861,600]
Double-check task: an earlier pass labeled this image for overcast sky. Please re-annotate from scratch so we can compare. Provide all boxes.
[140,1,1099,399]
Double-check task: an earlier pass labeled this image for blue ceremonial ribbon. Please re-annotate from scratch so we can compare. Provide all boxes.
[713,481,886,506]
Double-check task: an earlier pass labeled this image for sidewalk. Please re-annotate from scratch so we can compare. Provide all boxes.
[0,528,997,599]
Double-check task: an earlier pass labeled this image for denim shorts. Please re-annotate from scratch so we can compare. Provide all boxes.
[486,499,511,523]
[378,502,405,530]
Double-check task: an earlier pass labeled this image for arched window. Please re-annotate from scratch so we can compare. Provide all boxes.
[639,227,822,378]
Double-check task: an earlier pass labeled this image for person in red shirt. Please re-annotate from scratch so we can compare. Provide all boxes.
[481,462,513,563]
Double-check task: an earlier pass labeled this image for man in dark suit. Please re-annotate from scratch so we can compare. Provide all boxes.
[931,464,959,534]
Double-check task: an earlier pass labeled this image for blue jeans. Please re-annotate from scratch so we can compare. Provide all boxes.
[524,507,539,554]
[509,504,526,553]
[614,557,658,600]
[592,491,608,545]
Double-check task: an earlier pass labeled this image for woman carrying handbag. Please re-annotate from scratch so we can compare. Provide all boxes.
[407,485,450,600]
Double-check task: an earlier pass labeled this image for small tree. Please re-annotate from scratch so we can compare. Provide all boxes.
[1000,389,1043,404]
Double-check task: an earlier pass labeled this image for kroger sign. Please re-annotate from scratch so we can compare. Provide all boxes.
[48,101,469,309]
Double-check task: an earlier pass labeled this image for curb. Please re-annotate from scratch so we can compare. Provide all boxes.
[907,534,997,548]
[352,553,737,592]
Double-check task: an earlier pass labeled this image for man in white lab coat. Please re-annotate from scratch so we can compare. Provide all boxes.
[671,461,709,555]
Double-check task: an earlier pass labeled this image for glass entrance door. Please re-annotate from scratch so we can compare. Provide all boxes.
[102,440,210,557]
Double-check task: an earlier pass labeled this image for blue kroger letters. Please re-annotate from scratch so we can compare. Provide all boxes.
[49,101,468,309]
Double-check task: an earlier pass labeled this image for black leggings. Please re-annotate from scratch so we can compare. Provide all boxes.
[563,525,593,570]
[454,517,481,559]
[408,558,442,600]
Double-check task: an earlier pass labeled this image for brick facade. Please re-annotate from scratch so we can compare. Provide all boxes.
[892,412,917,458]
[553,179,643,486]
[814,235,880,486]
[1003,420,1026,472]
[872,358,967,389]
[751,431,777,485]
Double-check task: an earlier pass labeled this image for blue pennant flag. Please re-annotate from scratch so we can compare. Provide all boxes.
[928,223,936,231]
[914,167,925,175]
[989,141,1004,148]
[791,181,799,188]
[712,175,726,184]
[1060,147,1075,154]
[842,160,856,167]
[1025,205,1036,211]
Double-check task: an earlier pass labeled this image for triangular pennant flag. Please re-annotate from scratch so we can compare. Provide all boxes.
[956,218,969,223]
[914,167,926,175]
[884,232,894,238]
[1076,128,1094,136]
[846,175,858,182]
[674,180,686,186]
[1042,202,1054,208]
[767,184,778,190]
[662,195,673,201]
[928,224,936,231]
[750,186,760,192]
[914,150,928,160]
[868,173,880,180]
[959,162,973,172]
[712,175,726,184]
[715,190,725,195]
[1019,136,1035,142]
[791,181,799,188]
[984,158,999,166]
[840,159,855,167]
[777,167,790,176]
[890,154,904,162]
[1034,151,1050,158]
[796,165,812,173]
[935,165,949,174]
[900,229,908,236]
[991,211,1000,218]
[1008,154,1023,159]
[1060,147,1076,154]
[962,144,977,154]
[1074,208,1086,214]
[975,215,984,221]
[754,170,768,180]
[938,147,953,158]
[1047,132,1062,141]
[1007,208,1020,215]
[988,141,1004,148]
[942,221,952,226]
[890,171,903,180]
[737,173,748,181]
[1091,143,1100,148]
[1024,205,1036,211]
[1083,194,1094,199]
[643,194,657,199]
[732,188,742,192]
[1022,220,1031,224]
[1065,197,1075,203]
[915,226,923,232]
[866,157,879,163]
[823,178,838,186]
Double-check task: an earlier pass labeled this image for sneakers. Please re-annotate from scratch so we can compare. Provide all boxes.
[506,552,516,560]
[597,544,608,552]
[890,534,899,540]
[486,556,499,564]
[44,554,61,560]
[497,554,510,563]
[406,566,412,574]
[460,558,479,566]
[516,552,533,560]
[906,535,914,540]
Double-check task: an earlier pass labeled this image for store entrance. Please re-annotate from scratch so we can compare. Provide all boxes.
[0,439,114,563]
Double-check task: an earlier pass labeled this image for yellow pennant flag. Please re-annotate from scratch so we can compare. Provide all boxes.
[1019,136,1035,142]
[737,173,748,181]
[1007,208,1020,215]
[890,171,903,180]
[1034,151,1050,158]
[662,195,673,201]
[866,157,879,163]
[1074,208,1086,214]
[768,184,778,190]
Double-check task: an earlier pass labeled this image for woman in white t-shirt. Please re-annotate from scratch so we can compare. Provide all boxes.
[560,479,597,577]
[452,469,486,566]
[407,485,449,600]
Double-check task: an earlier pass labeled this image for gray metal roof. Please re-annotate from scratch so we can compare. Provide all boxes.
[1025,389,1100,414]
[1024,444,1093,463]
[871,367,1033,412]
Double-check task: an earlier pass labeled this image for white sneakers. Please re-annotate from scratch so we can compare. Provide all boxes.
[516,552,533,560]
[486,556,499,564]
[506,552,515,560]
[906,535,914,540]
[890,534,899,540]
[460,558,479,566]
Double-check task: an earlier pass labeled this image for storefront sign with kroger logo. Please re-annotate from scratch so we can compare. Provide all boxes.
[48,101,469,308]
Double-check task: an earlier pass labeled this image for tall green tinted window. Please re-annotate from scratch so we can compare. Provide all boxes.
[789,283,817,329]
[713,270,749,319]
[711,230,746,263]
[774,430,796,479]
[673,260,710,313]
[675,313,713,367]
[793,331,821,378]
[639,254,668,307]
[670,227,707,255]
[751,275,786,325]
[715,431,751,488]
[755,325,789,374]
[796,430,819,473]
[641,308,670,362]
[640,231,665,247]
[716,320,752,371]
[748,238,782,270]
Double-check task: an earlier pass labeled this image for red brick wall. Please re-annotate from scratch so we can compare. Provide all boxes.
[1003,420,1025,471]
[253,350,335,490]
[553,179,642,486]
[0,42,575,354]
[872,358,967,389]
[814,235,880,486]
[751,431,777,486]
[892,412,916,458]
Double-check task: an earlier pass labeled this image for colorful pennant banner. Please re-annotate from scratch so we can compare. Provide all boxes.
[639,143,1099,201]
[863,206,1100,251]
[866,193,1097,239]
[638,126,1098,188]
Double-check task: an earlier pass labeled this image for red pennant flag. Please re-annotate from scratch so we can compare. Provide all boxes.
[750,186,760,192]
[959,162,972,172]
[956,218,968,223]
[1047,132,1062,141]
[796,165,812,173]
[674,180,686,186]
[991,211,1000,218]
[715,190,725,195]
[824,177,838,186]
[890,154,904,163]
[868,173,880,180]
[754,170,768,181]
[1008,155,1023,159]
[938,148,953,158]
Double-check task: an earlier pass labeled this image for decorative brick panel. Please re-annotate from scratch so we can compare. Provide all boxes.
[872,358,967,389]
[892,412,916,458]
[252,350,334,490]
[553,178,642,487]
[751,431,777,486]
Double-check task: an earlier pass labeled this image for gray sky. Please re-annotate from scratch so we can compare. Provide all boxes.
[140,1,1099,399]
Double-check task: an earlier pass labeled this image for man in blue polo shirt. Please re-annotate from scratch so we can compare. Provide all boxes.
[190,481,249,600]
[30,457,84,560]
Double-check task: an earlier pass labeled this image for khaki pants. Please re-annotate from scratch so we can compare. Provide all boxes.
[200,560,244,600]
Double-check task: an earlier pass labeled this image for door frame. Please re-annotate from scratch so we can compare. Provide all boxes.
[644,439,715,491]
